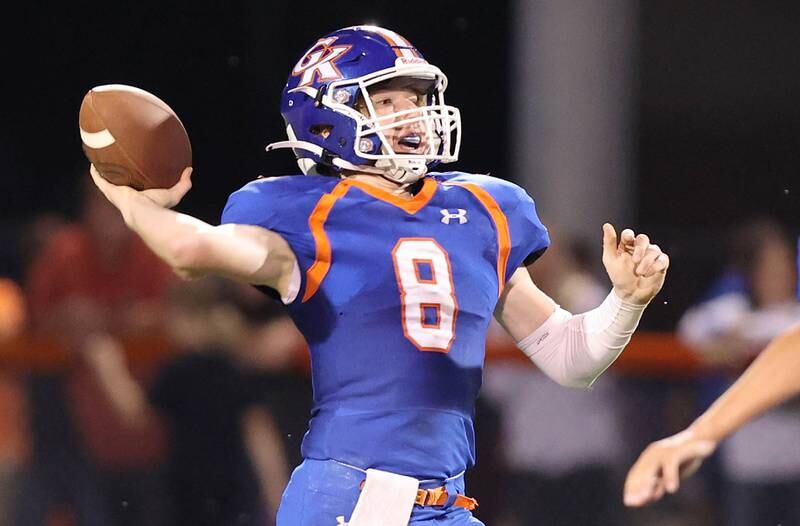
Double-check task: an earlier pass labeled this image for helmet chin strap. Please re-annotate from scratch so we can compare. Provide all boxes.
[374,158,427,185]
[266,140,428,185]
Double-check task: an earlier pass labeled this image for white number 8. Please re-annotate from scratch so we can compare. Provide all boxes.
[391,238,458,353]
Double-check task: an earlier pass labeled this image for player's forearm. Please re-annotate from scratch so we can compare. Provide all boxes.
[518,290,646,388]
[112,187,212,271]
[114,189,288,284]
[689,324,800,443]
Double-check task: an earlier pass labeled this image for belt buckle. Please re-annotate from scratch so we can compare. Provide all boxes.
[418,486,446,506]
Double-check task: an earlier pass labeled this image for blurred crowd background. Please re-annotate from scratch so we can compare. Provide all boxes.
[1,1,800,525]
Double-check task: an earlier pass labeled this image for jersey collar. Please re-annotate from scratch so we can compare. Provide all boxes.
[342,177,437,214]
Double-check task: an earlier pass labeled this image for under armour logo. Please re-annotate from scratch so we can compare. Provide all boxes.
[440,209,468,224]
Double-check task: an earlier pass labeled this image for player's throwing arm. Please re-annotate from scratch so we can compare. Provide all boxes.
[89,165,297,294]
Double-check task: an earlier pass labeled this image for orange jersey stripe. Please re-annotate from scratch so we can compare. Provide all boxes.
[303,182,350,302]
[344,177,437,214]
[449,183,512,295]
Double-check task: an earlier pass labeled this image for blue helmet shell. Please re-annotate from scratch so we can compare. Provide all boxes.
[275,26,453,176]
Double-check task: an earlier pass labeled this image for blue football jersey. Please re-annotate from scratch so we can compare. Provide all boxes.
[221,171,549,479]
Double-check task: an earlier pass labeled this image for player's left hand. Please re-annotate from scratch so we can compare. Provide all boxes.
[601,223,669,305]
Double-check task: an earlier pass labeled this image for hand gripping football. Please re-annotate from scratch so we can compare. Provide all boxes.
[79,84,192,190]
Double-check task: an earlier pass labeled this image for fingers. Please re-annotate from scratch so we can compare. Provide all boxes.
[89,164,117,201]
[635,245,670,277]
[624,443,661,507]
[651,481,666,502]
[603,224,670,279]
[632,233,651,264]
[624,435,715,507]
[174,167,193,196]
[659,440,714,495]
[624,458,664,507]
[89,164,106,190]
[602,223,618,259]
[625,469,668,507]
[662,456,681,494]
[170,167,193,205]
[179,166,193,186]
[610,225,669,269]
[652,252,670,274]
[141,166,193,208]
[618,228,635,255]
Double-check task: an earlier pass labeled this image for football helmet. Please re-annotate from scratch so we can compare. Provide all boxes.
[266,26,461,184]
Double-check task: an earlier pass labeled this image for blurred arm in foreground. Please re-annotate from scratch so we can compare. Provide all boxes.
[624,324,800,506]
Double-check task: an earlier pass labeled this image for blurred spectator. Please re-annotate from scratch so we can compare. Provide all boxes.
[240,292,311,473]
[84,277,293,526]
[17,177,174,526]
[677,217,800,526]
[0,278,26,342]
[483,229,627,525]
[0,277,27,526]
[0,373,27,526]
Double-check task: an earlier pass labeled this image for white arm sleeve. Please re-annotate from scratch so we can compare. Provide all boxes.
[517,290,647,389]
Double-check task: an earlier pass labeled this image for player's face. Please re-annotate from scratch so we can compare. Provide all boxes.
[362,84,430,154]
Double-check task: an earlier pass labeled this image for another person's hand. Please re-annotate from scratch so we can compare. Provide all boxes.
[90,164,193,211]
[601,223,669,305]
[623,429,717,507]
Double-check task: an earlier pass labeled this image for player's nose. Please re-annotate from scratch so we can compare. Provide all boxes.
[393,97,419,115]
[393,101,424,128]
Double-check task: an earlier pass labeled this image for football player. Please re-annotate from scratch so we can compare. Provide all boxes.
[90,25,669,526]
[624,324,800,507]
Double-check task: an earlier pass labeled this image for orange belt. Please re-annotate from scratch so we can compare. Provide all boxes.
[415,486,479,511]
[357,479,479,511]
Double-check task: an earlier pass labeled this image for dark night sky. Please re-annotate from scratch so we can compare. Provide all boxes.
[0,1,510,224]
[637,2,800,231]
[2,1,798,228]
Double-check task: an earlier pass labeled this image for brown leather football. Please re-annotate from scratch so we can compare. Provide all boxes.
[79,84,192,190]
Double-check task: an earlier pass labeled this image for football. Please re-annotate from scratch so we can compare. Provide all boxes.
[79,84,192,190]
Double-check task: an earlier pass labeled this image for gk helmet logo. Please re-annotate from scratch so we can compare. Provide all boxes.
[292,37,352,87]
[440,209,468,225]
